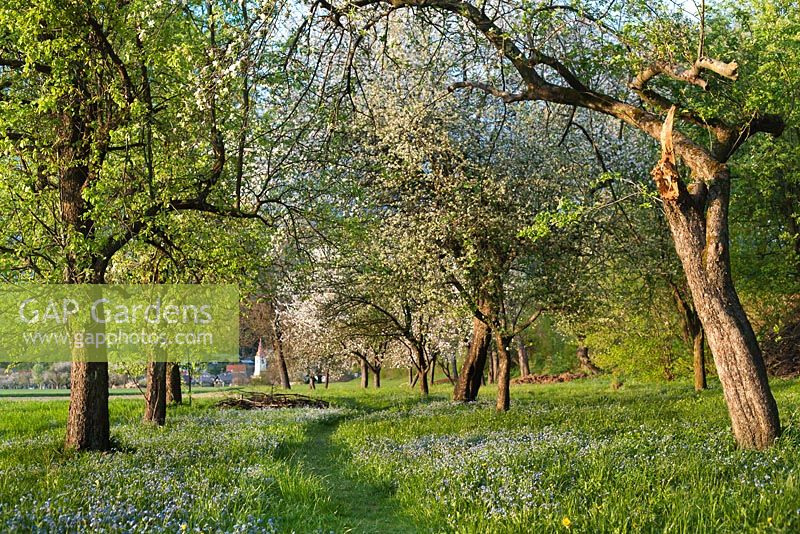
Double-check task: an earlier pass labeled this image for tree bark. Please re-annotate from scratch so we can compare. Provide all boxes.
[360,358,369,388]
[517,338,530,377]
[663,168,779,449]
[494,335,513,411]
[325,369,330,389]
[419,368,429,395]
[144,360,167,425]
[65,361,110,450]
[454,309,491,401]
[373,366,381,388]
[166,362,182,405]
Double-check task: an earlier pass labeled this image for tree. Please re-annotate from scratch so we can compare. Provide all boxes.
[318,0,784,448]
[0,1,298,449]
[143,355,167,426]
[337,73,593,409]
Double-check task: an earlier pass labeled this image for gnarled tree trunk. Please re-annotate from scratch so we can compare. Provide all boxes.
[663,164,779,448]
[454,307,492,401]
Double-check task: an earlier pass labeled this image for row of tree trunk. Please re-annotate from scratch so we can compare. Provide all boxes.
[451,318,708,409]
[143,361,183,425]
[358,357,382,388]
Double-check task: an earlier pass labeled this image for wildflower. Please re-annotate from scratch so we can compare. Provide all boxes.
[562,516,572,528]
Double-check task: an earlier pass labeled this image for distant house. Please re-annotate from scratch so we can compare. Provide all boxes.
[226,364,247,373]
[197,373,216,387]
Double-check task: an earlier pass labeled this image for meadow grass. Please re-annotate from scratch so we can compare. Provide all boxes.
[0,377,799,532]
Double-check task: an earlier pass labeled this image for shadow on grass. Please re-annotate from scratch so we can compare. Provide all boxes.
[279,413,423,534]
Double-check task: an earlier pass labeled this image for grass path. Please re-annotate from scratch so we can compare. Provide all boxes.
[292,413,419,534]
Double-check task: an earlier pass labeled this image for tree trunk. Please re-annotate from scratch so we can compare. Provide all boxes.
[65,361,110,450]
[419,368,429,395]
[271,320,291,390]
[308,374,316,390]
[494,335,513,411]
[61,149,112,451]
[517,338,531,377]
[360,358,369,388]
[454,311,491,402]
[411,346,429,395]
[672,286,707,391]
[487,348,495,384]
[325,369,330,389]
[166,362,182,405]
[430,354,436,385]
[693,327,707,391]
[144,360,167,425]
[576,343,602,375]
[409,366,414,386]
[663,169,779,449]
[450,354,459,381]
[373,367,381,388]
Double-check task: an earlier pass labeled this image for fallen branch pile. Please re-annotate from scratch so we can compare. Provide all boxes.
[511,371,589,385]
[215,391,330,410]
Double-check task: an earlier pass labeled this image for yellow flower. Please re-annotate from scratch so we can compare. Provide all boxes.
[768,517,773,525]
[180,524,188,532]
[562,516,572,529]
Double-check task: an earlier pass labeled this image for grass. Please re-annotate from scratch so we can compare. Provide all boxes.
[0,377,799,532]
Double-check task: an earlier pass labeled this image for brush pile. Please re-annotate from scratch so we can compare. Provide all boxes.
[511,371,589,385]
[215,391,330,410]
